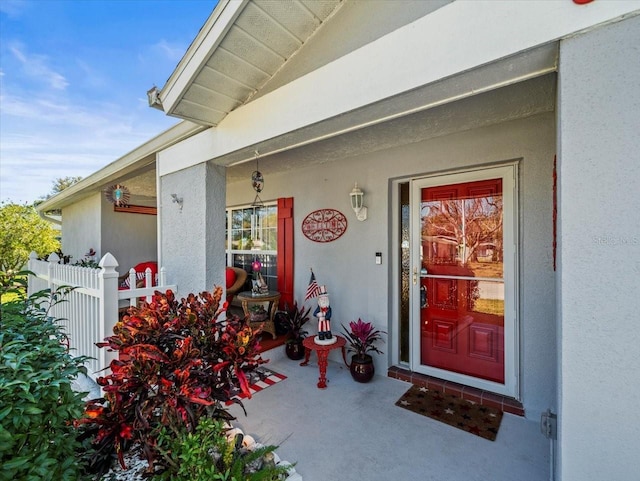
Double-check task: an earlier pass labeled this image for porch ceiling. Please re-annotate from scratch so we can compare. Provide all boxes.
[156,0,343,126]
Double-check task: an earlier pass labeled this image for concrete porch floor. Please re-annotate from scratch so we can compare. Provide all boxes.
[227,347,551,481]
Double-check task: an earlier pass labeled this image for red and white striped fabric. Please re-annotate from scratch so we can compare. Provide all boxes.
[226,368,287,405]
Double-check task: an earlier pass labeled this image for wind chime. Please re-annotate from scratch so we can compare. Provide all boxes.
[250,151,268,294]
[250,150,265,249]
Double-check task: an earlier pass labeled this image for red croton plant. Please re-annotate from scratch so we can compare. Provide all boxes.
[76,286,265,475]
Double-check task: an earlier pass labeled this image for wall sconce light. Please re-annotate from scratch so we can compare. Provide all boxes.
[349,182,367,221]
[170,193,183,211]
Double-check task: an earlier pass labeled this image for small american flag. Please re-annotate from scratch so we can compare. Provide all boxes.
[304,270,321,301]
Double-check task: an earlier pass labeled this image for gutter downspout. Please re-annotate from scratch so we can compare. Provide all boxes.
[39,210,62,226]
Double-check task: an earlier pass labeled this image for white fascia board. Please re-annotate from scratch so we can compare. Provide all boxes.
[160,0,249,115]
[159,0,640,176]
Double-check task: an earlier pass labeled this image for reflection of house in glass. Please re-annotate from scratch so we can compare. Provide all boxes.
[476,242,496,262]
[423,235,459,265]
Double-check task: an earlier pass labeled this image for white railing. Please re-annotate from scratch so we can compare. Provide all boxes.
[26,252,177,380]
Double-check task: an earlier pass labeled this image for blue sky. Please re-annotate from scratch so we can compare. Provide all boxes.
[0,0,216,204]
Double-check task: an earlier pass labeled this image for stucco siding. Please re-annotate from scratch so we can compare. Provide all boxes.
[557,14,640,481]
[160,162,226,297]
[227,111,556,420]
[61,193,101,263]
[101,197,157,275]
[61,192,157,273]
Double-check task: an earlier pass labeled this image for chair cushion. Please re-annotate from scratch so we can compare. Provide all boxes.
[134,262,158,276]
[120,272,145,289]
[119,262,158,289]
[226,267,237,289]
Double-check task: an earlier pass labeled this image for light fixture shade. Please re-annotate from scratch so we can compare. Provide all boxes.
[349,182,367,221]
[350,183,364,211]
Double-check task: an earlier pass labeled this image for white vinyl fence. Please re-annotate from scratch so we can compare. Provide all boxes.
[26,252,176,380]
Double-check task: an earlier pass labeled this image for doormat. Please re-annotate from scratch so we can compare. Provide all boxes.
[226,366,286,405]
[395,385,503,441]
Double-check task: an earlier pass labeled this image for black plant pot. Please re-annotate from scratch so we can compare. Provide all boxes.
[349,354,375,383]
[285,339,305,360]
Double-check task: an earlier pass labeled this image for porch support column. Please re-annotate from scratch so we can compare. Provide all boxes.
[159,161,226,298]
[557,15,640,481]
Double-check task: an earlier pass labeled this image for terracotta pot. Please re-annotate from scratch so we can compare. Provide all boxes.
[285,339,305,360]
[349,354,375,383]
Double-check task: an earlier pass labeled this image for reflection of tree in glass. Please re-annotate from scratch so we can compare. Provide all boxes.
[469,279,480,311]
[422,194,503,265]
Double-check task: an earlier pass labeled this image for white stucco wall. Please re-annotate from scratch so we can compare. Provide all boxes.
[159,162,226,297]
[61,193,102,263]
[557,15,640,481]
[226,111,556,420]
[101,197,157,275]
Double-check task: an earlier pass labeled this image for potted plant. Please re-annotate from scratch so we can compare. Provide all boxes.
[279,301,311,360]
[248,304,268,323]
[342,318,386,382]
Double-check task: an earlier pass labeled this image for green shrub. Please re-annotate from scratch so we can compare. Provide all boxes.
[0,272,91,481]
[154,417,290,481]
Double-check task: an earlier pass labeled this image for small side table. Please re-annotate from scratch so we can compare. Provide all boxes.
[237,291,280,339]
[300,335,347,388]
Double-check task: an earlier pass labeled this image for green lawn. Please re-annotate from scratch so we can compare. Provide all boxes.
[472,298,504,316]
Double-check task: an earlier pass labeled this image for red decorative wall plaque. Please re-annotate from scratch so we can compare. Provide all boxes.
[301,209,348,243]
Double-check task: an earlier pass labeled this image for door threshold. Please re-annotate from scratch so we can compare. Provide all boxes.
[388,366,524,416]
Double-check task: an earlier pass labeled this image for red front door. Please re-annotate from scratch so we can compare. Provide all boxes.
[419,178,505,383]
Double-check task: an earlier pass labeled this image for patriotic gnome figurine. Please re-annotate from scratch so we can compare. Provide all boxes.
[314,286,333,341]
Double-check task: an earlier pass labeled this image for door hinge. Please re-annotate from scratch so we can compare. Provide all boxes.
[540,409,557,440]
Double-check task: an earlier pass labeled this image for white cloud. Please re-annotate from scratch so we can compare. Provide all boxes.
[9,42,69,90]
[154,39,185,62]
[76,59,109,89]
[0,3,198,205]
[0,86,175,203]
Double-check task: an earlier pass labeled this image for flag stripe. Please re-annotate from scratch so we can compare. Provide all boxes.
[305,271,321,300]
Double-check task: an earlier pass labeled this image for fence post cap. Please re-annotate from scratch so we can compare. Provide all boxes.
[98,252,119,269]
[48,252,60,263]
[29,251,38,260]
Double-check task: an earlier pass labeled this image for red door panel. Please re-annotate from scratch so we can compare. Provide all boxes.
[420,179,505,383]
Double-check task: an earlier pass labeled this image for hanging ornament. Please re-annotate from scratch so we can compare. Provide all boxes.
[251,259,262,272]
[105,184,130,207]
[252,170,264,193]
[251,150,264,207]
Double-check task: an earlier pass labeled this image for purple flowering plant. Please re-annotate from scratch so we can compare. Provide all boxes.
[342,318,386,359]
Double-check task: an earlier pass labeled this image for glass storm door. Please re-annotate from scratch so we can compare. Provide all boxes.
[411,166,517,396]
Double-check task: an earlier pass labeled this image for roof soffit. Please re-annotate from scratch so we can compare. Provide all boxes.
[159,0,344,126]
